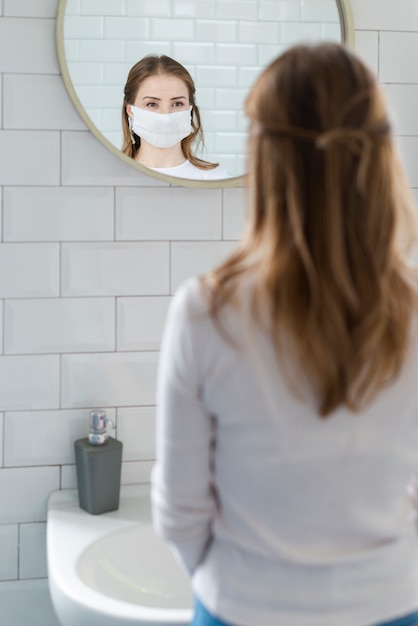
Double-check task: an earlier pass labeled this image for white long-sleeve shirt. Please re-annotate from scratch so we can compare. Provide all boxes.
[151,276,418,626]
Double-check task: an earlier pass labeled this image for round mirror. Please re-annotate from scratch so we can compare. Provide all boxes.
[56,0,354,188]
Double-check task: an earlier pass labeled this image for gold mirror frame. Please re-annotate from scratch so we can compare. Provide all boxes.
[56,0,355,189]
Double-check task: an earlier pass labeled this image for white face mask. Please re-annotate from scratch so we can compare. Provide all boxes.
[129,105,193,149]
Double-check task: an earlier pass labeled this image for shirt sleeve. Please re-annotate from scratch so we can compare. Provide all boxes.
[151,279,217,575]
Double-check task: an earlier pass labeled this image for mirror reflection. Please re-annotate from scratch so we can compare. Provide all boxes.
[58,0,352,184]
[123,55,230,180]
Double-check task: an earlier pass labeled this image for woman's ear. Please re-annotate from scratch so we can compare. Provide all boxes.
[126,104,133,118]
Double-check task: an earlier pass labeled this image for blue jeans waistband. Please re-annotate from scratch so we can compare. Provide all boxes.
[190,598,418,626]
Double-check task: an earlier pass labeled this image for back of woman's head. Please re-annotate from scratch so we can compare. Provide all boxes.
[244,42,400,268]
[207,42,418,416]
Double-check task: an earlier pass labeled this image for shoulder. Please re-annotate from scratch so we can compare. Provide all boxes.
[200,165,230,180]
[183,161,229,180]
[168,277,209,325]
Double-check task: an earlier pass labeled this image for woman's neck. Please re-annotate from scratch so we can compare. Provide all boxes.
[135,141,186,168]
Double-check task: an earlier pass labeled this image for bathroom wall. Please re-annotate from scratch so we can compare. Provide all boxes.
[0,0,417,590]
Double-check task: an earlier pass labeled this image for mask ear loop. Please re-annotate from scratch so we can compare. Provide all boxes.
[128,116,136,145]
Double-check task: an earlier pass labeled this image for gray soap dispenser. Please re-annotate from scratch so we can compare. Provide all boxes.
[74,410,123,515]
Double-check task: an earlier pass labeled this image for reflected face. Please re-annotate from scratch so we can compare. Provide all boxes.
[127,74,190,118]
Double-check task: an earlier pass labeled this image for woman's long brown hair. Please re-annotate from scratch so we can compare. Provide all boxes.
[122,54,218,170]
[204,43,418,417]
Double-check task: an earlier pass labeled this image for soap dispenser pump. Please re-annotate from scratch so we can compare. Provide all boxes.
[74,410,123,515]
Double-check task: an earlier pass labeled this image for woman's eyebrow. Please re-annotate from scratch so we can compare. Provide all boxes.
[142,95,187,100]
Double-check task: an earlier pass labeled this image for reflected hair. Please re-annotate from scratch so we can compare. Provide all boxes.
[203,42,418,417]
[122,54,218,170]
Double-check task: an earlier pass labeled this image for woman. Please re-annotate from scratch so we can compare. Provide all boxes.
[122,54,228,180]
[151,43,418,626]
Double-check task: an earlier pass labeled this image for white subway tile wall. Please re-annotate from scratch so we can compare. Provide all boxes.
[0,72,3,130]
[4,298,115,354]
[115,187,222,240]
[222,187,247,240]
[3,0,57,18]
[117,406,156,461]
[3,187,114,241]
[0,355,60,411]
[396,137,418,189]
[171,241,236,292]
[61,458,155,489]
[0,244,59,298]
[3,74,85,131]
[0,414,3,467]
[383,85,418,136]
[0,131,60,185]
[61,242,170,296]
[116,297,171,351]
[349,0,418,31]
[379,32,418,84]
[0,467,60,524]
[61,351,159,407]
[19,523,48,579]
[0,0,417,613]
[121,460,155,485]
[60,130,161,186]
[0,581,60,625]
[4,409,115,467]
[0,18,58,73]
[64,0,341,177]
[350,30,378,75]
[0,524,18,580]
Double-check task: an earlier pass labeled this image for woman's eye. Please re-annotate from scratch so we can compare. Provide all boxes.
[173,101,184,107]
[146,102,157,108]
